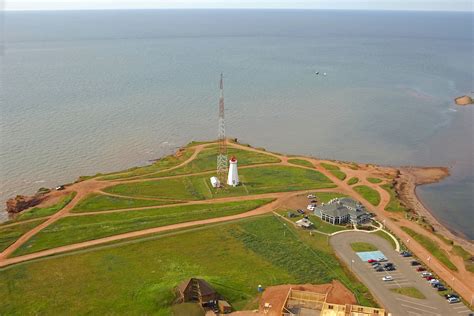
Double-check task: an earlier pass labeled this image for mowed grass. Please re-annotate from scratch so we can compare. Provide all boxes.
[329,170,347,181]
[320,163,340,170]
[71,193,179,213]
[390,287,426,299]
[367,177,383,184]
[313,192,347,203]
[16,192,77,221]
[381,184,409,212]
[353,185,381,206]
[144,147,281,178]
[350,242,378,252]
[0,215,376,315]
[98,147,195,180]
[401,226,458,271]
[104,166,336,200]
[347,177,359,185]
[373,230,397,250]
[288,159,314,168]
[0,219,45,252]
[13,199,273,257]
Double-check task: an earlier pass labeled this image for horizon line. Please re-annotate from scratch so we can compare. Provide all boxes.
[4,7,473,13]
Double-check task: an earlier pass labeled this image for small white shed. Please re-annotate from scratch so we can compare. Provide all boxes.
[210,176,221,188]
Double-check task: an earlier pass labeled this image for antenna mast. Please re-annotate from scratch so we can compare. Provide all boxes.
[217,73,228,184]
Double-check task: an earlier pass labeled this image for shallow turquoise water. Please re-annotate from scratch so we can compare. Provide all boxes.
[1,10,472,238]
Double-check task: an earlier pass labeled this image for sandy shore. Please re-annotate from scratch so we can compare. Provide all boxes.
[394,166,473,252]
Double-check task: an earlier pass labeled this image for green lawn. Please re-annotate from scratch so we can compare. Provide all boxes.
[330,170,347,181]
[104,166,336,200]
[145,147,281,178]
[390,287,426,299]
[0,215,376,315]
[353,185,381,206]
[172,303,205,316]
[288,159,314,168]
[15,192,77,221]
[71,193,179,213]
[0,219,45,252]
[401,226,458,271]
[278,209,348,234]
[367,178,383,184]
[347,177,359,185]
[380,184,408,212]
[13,199,273,257]
[320,163,340,170]
[350,242,378,252]
[98,147,195,180]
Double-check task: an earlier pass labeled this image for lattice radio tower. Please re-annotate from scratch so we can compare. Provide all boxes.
[217,73,228,183]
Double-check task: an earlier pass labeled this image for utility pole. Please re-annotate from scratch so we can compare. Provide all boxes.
[217,73,228,184]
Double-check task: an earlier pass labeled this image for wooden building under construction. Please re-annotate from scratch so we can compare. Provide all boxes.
[177,278,219,303]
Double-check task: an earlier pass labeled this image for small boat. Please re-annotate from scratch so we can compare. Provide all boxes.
[323,72,327,76]
[315,71,320,75]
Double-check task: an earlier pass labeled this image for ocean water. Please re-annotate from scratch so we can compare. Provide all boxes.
[1,10,472,239]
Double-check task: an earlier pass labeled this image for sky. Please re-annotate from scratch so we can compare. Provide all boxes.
[4,0,473,12]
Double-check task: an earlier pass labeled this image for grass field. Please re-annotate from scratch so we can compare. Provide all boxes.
[104,166,336,200]
[350,242,378,252]
[0,219,45,252]
[72,193,179,213]
[353,185,381,206]
[278,209,348,234]
[320,163,340,170]
[99,147,195,180]
[401,226,457,271]
[145,147,281,178]
[288,158,314,168]
[13,199,273,257]
[347,177,359,185]
[0,215,376,315]
[313,192,347,203]
[367,178,383,184]
[380,184,408,212]
[390,287,425,299]
[15,192,77,221]
[330,170,347,181]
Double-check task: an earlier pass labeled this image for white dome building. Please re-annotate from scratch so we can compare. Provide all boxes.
[227,156,239,187]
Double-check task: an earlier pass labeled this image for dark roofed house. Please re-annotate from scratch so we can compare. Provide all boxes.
[177,278,219,303]
[314,197,370,225]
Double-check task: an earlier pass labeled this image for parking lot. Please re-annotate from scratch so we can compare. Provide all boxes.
[330,232,473,316]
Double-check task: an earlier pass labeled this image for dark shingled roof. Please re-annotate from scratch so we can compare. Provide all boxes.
[178,278,217,297]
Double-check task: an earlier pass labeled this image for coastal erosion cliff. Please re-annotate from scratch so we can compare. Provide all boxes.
[395,167,473,251]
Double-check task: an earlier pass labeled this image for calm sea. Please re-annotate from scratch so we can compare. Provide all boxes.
[1,10,472,239]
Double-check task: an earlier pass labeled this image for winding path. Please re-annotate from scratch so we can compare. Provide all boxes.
[1,141,472,306]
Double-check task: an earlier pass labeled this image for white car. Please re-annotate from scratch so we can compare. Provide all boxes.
[307,205,315,211]
[382,276,393,281]
[421,272,432,277]
[447,297,461,304]
[429,279,439,284]
[307,194,315,199]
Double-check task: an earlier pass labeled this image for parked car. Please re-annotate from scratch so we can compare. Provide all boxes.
[433,282,443,288]
[416,267,426,272]
[425,276,434,281]
[375,266,385,272]
[429,279,439,285]
[383,263,394,268]
[378,257,388,262]
[382,276,393,281]
[307,205,315,211]
[445,293,459,299]
[447,297,461,304]
[307,194,315,199]
[437,286,447,291]
[401,251,412,257]
[311,200,317,203]
[411,261,421,266]
[385,266,396,271]
[421,272,432,277]
[368,259,377,263]
[297,209,305,214]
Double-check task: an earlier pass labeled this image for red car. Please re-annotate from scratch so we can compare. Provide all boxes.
[425,276,434,280]
[368,259,377,263]
[416,267,426,272]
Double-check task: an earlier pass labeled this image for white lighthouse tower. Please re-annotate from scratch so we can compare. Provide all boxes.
[227,156,239,187]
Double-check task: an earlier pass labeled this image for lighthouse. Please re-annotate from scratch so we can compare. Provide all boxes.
[227,156,239,187]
